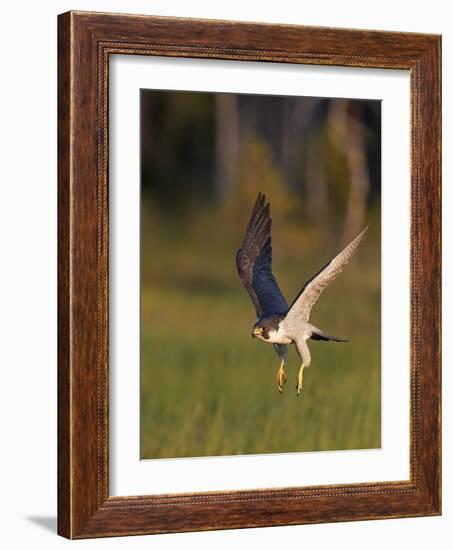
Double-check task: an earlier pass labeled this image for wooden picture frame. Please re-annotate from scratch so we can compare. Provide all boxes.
[58,10,441,539]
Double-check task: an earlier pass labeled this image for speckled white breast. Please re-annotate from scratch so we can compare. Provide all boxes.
[263,326,293,345]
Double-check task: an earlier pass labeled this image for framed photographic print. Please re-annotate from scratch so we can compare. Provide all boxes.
[58,11,441,539]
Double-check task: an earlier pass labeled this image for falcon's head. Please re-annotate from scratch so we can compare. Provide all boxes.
[252,315,284,341]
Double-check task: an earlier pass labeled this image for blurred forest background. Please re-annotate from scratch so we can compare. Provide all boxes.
[140,90,381,459]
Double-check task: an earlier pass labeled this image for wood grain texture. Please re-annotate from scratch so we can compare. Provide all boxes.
[57,11,71,538]
[57,10,441,539]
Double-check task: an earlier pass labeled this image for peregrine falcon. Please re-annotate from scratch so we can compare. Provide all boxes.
[236,193,368,395]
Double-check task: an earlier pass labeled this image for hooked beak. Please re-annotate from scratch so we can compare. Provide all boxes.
[252,327,262,338]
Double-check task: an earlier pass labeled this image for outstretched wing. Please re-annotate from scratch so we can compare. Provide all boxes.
[236,193,288,316]
[285,226,368,323]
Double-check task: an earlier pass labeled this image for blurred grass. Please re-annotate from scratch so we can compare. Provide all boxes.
[140,194,381,459]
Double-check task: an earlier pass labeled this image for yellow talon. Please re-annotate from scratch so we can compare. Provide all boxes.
[277,360,287,393]
[296,365,304,396]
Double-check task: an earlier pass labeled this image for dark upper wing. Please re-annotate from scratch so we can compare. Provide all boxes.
[285,226,368,323]
[236,193,288,316]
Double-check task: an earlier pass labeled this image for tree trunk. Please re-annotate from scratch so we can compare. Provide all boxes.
[329,100,370,243]
[215,94,239,197]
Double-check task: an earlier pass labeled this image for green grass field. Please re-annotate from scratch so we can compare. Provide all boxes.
[140,200,381,459]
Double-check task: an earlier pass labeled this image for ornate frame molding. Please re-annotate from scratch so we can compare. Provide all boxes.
[58,11,441,538]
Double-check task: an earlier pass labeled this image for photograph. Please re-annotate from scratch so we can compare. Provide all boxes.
[140,89,382,459]
[36,5,441,541]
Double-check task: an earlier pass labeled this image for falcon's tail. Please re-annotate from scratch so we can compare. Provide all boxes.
[309,327,350,343]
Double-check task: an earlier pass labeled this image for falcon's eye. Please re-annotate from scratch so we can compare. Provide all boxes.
[260,327,265,333]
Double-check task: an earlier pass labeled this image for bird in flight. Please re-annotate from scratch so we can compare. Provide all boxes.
[236,193,367,395]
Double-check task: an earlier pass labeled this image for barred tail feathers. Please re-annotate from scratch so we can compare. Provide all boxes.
[309,326,349,343]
